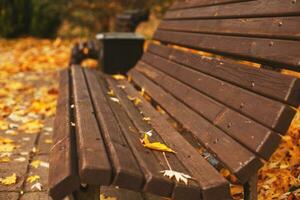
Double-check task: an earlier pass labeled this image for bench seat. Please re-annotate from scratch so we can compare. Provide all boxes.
[49,0,300,199]
[49,53,299,199]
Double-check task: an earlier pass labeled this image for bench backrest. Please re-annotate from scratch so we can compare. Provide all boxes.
[128,0,300,183]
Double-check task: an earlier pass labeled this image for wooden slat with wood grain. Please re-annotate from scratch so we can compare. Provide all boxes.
[71,65,112,185]
[84,68,145,191]
[170,0,253,10]
[165,0,300,19]
[154,30,300,71]
[159,16,300,40]
[49,69,80,200]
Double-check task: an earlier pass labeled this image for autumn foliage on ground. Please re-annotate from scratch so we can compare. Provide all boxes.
[0,38,299,200]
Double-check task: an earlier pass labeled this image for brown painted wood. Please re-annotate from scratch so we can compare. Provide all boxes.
[49,69,80,200]
[147,44,300,107]
[170,0,253,10]
[98,77,174,197]
[159,16,300,40]
[135,62,281,160]
[128,69,263,183]
[111,78,231,200]
[165,0,300,19]
[142,51,297,133]
[153,30,300,71]
[106,77,201,199]
[101,186,144,200]
[84,69,144,191]
[71,65,112,185]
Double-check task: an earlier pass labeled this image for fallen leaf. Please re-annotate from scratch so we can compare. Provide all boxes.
[31,182,43,191]
[160,170,192,185]
[110,97,120,104]
[0,173,17,185]
[44,139,52,144]
[143,117,151,122]
[14,157,26,162]
[100,194,117,200]
[141,134,176,153]
[30,160,41,168]
[18,120,43,134]
[112,74,125,80]
[107,89,114,96]
[26,175,40,183]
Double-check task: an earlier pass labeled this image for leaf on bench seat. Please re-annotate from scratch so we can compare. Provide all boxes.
[110,97,120,104]
[140,133,176,153]
[160,170,192,185]
[112,74,126,80]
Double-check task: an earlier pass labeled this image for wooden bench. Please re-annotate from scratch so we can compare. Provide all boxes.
[49,0,300,200]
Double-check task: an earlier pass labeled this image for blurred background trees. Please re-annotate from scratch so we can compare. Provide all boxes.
[0,0,174,39]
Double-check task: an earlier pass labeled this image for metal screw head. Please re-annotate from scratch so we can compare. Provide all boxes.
[292,0,297,4]
[278,21,283,26]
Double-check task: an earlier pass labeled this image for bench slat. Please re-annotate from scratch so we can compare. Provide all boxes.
[128,69,262,183]
[49,69,80,200]
[148,44,300,107]
[154,30,300,71]
[143,50,297,133]
[84,69,144,190]
[165,0,300,19]
[135,62,281,160]
[110,78,231,200]
[106,77,201,199]
[159,16,300,40]
[170,0,253,10]
[71,65,112,184]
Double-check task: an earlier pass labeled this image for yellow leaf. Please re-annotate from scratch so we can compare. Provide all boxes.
[143,117,151,122]
[107,89,114,96]
[0,173,17,185]
[0,120,9,131]
[30,160,41,168]
[18,120,43,134]
[44,139,52,144]
[100,194,117,200]
[26,175,40,183]
[141,134,176,153]
[0,156,10,163]
[112,74,126,80]
[127,96,142,105]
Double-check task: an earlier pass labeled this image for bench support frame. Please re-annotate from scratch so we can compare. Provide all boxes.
[72,185,100,200]
[244,173,258,200]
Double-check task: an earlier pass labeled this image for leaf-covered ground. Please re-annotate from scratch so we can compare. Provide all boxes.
[0,38,299,200]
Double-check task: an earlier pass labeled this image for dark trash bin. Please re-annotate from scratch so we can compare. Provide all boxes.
[96,32,145,74]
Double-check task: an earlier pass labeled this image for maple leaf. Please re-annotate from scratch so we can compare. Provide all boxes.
[26,175,40,183]
[141,134,176,153]
[0,173,17,185]
[160,170,192,185]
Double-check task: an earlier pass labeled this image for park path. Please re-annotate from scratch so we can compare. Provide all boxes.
[0,38,70,200]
